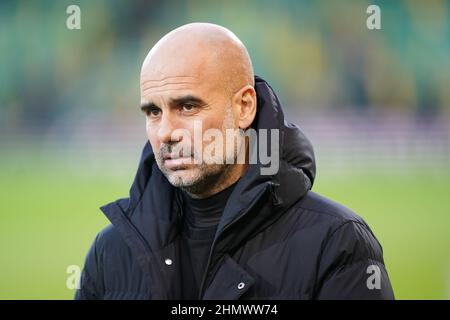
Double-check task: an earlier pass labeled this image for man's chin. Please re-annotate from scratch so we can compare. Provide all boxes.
[163,167,201,188]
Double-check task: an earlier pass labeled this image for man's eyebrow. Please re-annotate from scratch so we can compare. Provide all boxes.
[140,101,158,112]
[140,95,206,112]
[169,95,206,106]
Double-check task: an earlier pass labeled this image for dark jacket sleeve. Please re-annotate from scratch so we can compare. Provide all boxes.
[315,220,395,300]
[74,233,104,300]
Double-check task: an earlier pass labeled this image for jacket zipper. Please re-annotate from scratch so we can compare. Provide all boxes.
[197,184,270,299]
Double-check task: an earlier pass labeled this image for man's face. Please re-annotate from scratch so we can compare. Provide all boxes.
[140,70,239,193]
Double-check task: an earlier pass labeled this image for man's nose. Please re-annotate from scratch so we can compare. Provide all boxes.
[157,113,180,144]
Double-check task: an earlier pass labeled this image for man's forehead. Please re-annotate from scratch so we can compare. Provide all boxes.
[139,47,229,104]
[141,72,204,94]
[140,59,221,103]
[140,56,211,90]
[140,45,222,93]
[139,76,212,106]
[142,57,201,76]
[141,75,199,91]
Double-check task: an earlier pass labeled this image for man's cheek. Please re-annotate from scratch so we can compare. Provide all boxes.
[146,130,159,149]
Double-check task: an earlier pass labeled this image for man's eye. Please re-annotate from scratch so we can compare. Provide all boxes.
[146,108,161,117]
[182,104,196,112]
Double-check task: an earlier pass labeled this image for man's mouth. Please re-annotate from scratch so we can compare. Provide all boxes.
[163,153,193,169]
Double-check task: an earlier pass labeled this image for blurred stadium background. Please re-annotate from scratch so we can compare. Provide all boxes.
[0,0,449,299]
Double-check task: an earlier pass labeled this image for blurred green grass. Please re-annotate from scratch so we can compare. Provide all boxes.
[0,159,449,299]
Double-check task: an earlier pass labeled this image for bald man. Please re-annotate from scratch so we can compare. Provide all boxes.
[75,23,394,300]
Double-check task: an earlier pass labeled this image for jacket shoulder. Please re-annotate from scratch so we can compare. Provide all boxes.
[292,190,382,256]
[75,224,129,300]
[289,192,394,299]
[93,223,124,252]
[284,190,385,266]
[295,190,366,225]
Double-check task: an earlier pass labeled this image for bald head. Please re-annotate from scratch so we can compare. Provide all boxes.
[141,23,254,96]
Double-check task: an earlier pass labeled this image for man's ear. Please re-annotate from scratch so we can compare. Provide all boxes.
[232,84,257,130]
